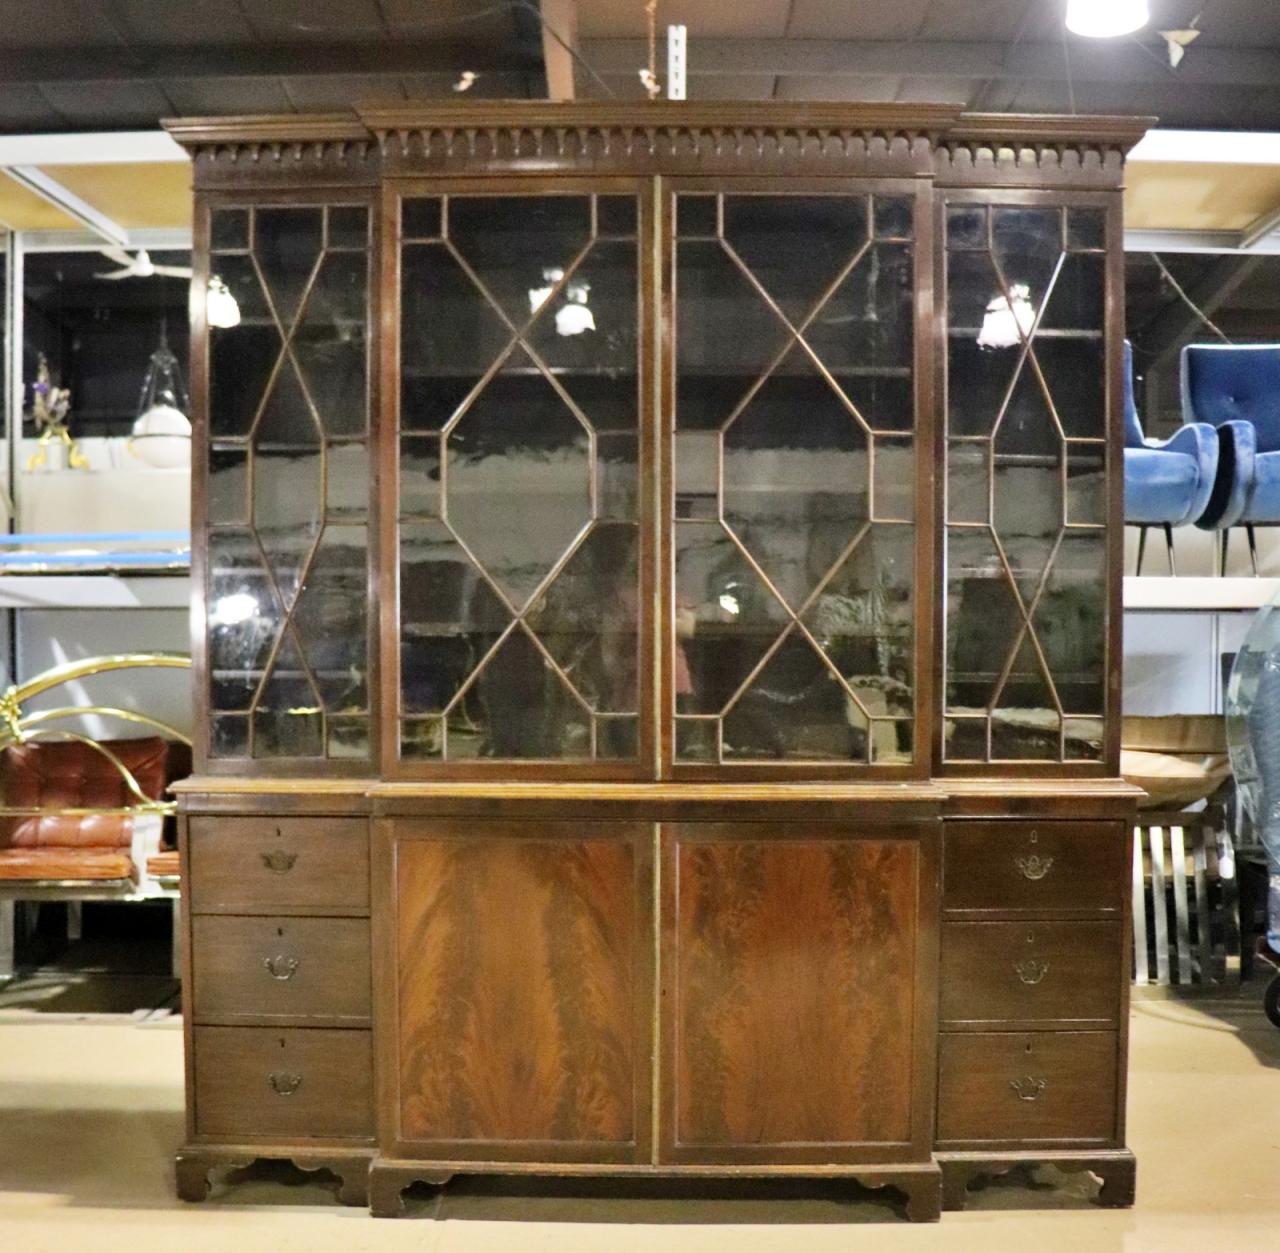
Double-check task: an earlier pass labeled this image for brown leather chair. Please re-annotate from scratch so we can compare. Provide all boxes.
[0,737,181,883]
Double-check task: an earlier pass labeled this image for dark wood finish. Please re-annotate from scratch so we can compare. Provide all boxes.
[940,921,1121,1029]
[191,915,371,1026]
[942,821,1126,917]
[662,822,935,1163]
[366,1158,943,1221]
[187,816,369,915]
[938,1149,1136,1210]
[936,1031,1118,1147]
[176,1146,374,1206]
[170,103,1145,1215]
[385,820,652,1161]
[193,1026,374,1141]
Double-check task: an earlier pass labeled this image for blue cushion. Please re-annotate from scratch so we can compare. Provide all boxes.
[1182,344,1280,453]
[1125,448,1201,524]
[1245,451,1280,524]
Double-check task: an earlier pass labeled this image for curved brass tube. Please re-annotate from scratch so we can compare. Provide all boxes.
[16,706,193,748]
[5,652,190,707]
[0,654,191,823]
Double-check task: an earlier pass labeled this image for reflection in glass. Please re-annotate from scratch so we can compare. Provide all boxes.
[943,200,1106,762]
[398,193,641,763]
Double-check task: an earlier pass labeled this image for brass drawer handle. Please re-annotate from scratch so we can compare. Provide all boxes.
[260,849,297,874]
[1013,958,1050,985]
[263,955,299,981]
[268,1071,302,1097]
[1010,1075,1046,1102]
[1015,852,1054,881]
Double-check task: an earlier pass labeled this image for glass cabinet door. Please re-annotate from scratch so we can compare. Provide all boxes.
[943,200,1109,763]
[396,191,643,766]
[671,191,918,767]
[205,203,373,763]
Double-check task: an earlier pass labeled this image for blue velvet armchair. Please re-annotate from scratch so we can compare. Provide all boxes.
[1125,341,1219,574]
[1182,343,1280,573]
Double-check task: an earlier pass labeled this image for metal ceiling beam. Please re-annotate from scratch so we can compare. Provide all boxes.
[540,0,579,101]
[0,41,536,85]
[1137,252,1269,373]
[580,38,1280,89]
[1,167,129,248]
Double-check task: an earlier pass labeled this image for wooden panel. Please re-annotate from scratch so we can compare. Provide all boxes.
[188,816,369,915]
[936,1031,1118,1146]
[191,916,371,1026]
[666,825,920,1159]
[940,921,1121,1028]
[193,1026,373,1140]
[943,821,1126,916]
[391,821,648,1157]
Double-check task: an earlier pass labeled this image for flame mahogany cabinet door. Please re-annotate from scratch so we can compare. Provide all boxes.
[377,819,653,1162]
[660,821,939,1164]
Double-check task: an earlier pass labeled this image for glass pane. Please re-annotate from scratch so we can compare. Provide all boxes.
[211,208,249,251]
[254,207,324,327]
[944,198,1108,763]
[674,194,915,765]
[444,355,592,611]
[397,194,641,764]
[447,195,591,324]
[205,202,370,761]
[722,196,869,324]
[209,254,277,439]
[292,251,367,437]
[209,446,248,525]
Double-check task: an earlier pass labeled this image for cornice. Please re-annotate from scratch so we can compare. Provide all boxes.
[163,102,1152,186]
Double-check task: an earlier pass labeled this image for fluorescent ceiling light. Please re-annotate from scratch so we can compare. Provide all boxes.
[1066,0,1149,38]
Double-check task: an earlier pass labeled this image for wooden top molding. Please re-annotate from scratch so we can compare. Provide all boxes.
[163,102,1151,188]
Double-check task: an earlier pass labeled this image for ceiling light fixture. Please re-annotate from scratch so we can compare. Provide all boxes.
[1065,0,1149,38]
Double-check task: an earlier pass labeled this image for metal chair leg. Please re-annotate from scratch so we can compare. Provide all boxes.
[1163,523,1176,576]
[1220,528,1231,577]
[1136,526,1148,576]
[1247,524,1259,576]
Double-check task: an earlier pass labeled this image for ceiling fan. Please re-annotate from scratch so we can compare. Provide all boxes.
[95,247,193,281]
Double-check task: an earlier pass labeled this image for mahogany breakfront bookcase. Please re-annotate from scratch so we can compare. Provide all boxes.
[165,102,1148,1221]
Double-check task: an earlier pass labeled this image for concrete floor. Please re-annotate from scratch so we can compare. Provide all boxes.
[0,989,1277,1253]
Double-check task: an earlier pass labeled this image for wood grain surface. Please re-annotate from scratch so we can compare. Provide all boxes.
[669,831,918,1151]
[936,1030,1118,1146]
[939,920,1121,1028]
[394,823,644,1148]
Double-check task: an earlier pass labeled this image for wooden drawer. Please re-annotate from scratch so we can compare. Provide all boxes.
[188,816,368,915]
[191,916,371,1026]
[943,821,1125,916]
[940,921,1121,1028]
[193,1026,373,1140]
[936,1031,1118,1146]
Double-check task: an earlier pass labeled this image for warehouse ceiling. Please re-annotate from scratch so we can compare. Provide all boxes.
[0,0,1278,132]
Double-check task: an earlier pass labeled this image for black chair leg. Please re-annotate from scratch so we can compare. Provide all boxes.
[1163,523,1176,576]
[1247,524,1259,576]
[1135,526,1148,576]
[1220,528,1231,577]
